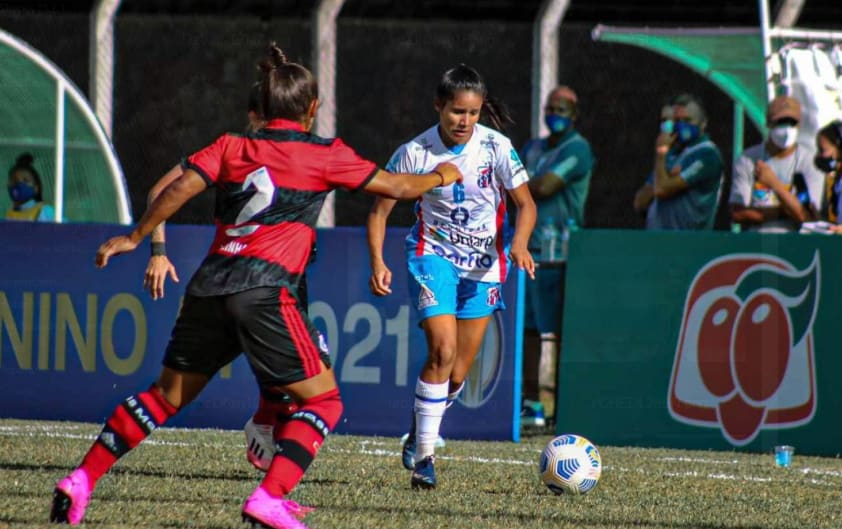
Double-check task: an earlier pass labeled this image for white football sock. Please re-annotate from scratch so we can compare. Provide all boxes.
[446,381,465,409]
[414,378,448,462]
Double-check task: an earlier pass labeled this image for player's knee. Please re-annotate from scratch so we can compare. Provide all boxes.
[427,341,457,368]
[296,388,343,433]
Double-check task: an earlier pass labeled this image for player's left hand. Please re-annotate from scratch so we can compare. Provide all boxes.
[509,246,535,280]
[144,256,180,300]
[96,235,139,268]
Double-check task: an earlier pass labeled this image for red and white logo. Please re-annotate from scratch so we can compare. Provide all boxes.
[667,252,820,446]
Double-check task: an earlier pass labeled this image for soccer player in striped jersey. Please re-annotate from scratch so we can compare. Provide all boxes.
[49,44,463,529]
[367,64,537,489]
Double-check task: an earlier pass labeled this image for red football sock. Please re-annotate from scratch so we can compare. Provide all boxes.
[262,388,343,497]
[79,385,177,484]
[252,387,298,425]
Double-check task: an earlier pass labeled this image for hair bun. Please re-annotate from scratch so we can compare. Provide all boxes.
[15,152,34,167]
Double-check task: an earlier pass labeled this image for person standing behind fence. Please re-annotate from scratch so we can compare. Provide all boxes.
[49,43,463,529]
[814,119,842,232]
[633,101,674,225]
[730,95,824,232]
[367,64,536,490]
[518,85,593,424]
[647,93,724,230]
[5,153,55,222]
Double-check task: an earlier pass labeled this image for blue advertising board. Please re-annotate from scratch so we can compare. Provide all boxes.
[0,222,522,441]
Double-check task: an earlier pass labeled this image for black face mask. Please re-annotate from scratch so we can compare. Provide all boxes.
[814,155,838,173]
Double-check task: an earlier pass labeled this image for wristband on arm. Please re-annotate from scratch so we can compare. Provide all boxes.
[151,242,166,257]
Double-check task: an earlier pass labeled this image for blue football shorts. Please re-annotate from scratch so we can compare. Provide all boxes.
[406,254,505,322]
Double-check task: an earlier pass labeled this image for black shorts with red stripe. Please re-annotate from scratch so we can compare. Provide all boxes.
[163,287,330,386]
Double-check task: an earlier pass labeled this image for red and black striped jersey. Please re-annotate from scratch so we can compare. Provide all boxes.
[183,118,378,297]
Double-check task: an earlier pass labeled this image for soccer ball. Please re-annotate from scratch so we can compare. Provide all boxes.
[539,434,602,494]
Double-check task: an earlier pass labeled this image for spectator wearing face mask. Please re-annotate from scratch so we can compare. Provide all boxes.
[647,93,724,230]
[814,120,842,230]
[729,95,824,233]
[518,85,594,424]
[5,153,55,222]
[633,101,674,224]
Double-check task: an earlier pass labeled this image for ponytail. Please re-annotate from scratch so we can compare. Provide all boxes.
[257,42,318,121]
[482,95,514,131]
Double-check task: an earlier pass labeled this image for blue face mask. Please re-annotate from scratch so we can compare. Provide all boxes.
[674,121,700,143]
[544,114,572,135]
[9,181,36,203]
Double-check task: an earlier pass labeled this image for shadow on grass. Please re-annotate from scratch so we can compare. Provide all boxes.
[0,461,254,482]
[309,501,775,529]
[0,513,234,529]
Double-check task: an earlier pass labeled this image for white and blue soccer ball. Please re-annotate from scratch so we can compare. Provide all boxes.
[539,434,602,494]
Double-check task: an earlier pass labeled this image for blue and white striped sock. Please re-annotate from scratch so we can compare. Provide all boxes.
[414,378,448,462]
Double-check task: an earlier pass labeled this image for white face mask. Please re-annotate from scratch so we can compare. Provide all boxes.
[769,125,799,149]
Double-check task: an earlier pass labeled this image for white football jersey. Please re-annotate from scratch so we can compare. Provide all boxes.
[386,123,529,282]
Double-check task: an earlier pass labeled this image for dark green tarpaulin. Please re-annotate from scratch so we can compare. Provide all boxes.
[592,26,768,133]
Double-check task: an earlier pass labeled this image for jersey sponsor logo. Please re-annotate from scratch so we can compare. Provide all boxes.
[430,244,494,269]
[448,228,494,250]
[450,207,470,226]
[459,311,505,408]
[427,225,449,242]
[417,284,438,309]
[219,241,247,254]
[428,224,494,250]
[486,286,500,306]
[668,252,820,446]
[509,147,525,174]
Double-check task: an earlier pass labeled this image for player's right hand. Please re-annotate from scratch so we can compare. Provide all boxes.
[144,256,180,300]
[369,263,393,296]
[433,162,463,186]
[96,235,138,268]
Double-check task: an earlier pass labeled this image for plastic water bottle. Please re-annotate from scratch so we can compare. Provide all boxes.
[540,218,563,262]
[561,218,578,261]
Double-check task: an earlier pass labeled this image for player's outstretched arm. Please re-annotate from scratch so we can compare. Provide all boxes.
[96,169,207,268]
[507,183,537,280]
[362,162,462,199]
[367,196,397,296]
[144,164,183,299]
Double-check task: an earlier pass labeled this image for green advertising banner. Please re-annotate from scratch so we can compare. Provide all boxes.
[557,230,841,456]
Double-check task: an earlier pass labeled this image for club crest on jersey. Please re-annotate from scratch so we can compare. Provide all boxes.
[667,252,820,446]
[486,286,500,306]
[417,284,438,310]
[477,161,493,188]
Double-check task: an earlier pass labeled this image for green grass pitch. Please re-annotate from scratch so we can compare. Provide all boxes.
[1,419,840,528]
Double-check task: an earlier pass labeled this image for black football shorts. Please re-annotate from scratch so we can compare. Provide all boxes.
[162,286,331,386]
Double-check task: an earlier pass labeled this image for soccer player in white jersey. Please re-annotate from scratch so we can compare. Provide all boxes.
[367,64,536,489]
